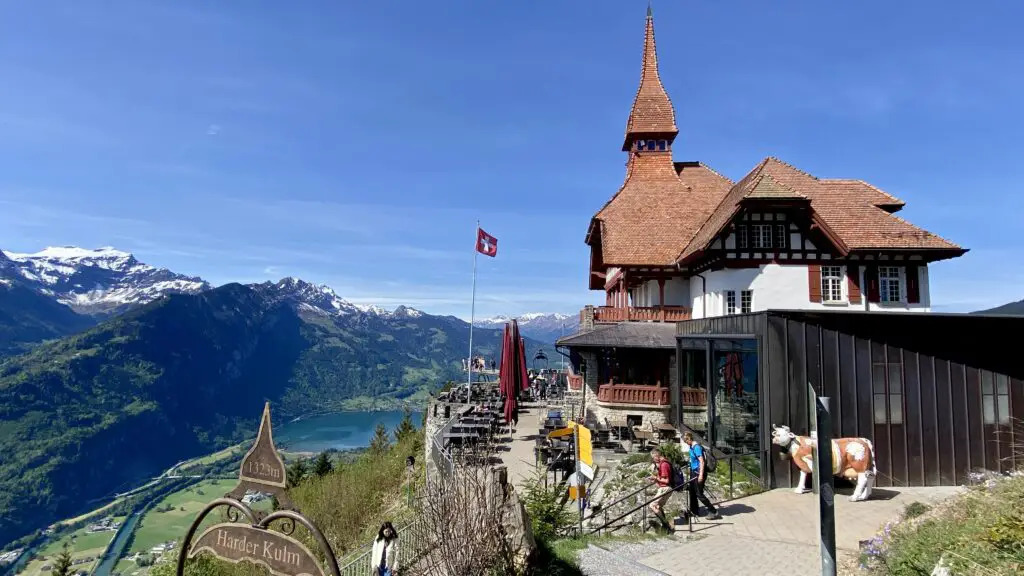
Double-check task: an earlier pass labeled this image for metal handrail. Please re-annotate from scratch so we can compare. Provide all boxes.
[582,479,656,522]
[587,477,694,535]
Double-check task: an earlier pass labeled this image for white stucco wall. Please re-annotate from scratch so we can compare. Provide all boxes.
[632,277,690,307]
[688,263,931,319]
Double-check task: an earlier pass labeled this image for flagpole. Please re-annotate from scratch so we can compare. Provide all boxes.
[467,220,479,404]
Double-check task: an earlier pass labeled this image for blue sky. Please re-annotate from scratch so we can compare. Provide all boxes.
[0,0,1021,318]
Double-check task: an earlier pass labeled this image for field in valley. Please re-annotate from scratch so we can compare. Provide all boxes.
[17,518,126,576]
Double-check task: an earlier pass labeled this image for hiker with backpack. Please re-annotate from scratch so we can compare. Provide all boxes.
[683,432,721,520]
[647,449,674,528]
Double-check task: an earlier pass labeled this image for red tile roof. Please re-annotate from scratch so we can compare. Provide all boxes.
[593,153,732,266]
[622,7,677,151]
[677,158,963,262]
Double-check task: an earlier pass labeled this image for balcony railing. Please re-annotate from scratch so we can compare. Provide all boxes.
[597,384,670,406]
[681,387,707,406]
[591,305,692,323]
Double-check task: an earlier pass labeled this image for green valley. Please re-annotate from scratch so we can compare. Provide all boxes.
[0,281,542,547]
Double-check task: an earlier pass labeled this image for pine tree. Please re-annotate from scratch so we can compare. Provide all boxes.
[53,542,73,576]
[311,452,333,477]
[287,458,308,487]
[394,407,417,443]
[370,422,391,454]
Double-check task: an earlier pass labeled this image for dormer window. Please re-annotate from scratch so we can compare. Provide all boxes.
[634,139,669,152]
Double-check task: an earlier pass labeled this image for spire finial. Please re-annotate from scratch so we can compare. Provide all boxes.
[621,2,678,151]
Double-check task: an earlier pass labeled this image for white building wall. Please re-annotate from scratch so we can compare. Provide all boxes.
[688,263,931,319]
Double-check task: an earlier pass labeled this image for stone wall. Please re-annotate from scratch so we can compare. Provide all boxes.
[588,402,670,428]
[424,397,467,479]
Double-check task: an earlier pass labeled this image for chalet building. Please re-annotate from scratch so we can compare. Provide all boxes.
[559,8,1022,491]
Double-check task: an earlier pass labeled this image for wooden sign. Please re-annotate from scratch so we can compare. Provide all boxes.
[228,402,293,509]
[189,523,324,576]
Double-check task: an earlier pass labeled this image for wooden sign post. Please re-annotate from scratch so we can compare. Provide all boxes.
[176,403,340,576]
[226,402,293,510]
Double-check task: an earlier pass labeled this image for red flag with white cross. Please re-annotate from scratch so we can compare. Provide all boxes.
[476,228,497,257]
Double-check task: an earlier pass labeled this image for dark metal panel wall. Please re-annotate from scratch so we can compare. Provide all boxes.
[979,371,1000,472]
[1012,378,1024,471]
[838,333,859,439]
[685,311,1023,489]
[918,355,941,486]
[871,341,891,487]
[820,328,841,438]
[934,359,956,485]
[904,351,924,486]
[965,368,984,474]
[787,319,809,462]
[766,315,791,489]
[950,363,970,485]
[888,345,909,487]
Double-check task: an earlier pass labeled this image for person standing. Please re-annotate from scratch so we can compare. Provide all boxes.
[683,432,721,520]
[647,449,673,529]
[371,522,399,576]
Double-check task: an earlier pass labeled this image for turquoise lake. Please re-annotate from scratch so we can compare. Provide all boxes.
[274,410,422,452]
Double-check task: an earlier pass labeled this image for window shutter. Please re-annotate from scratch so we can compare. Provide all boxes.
[865,265,880,303]
[847,264,862,304]
[906,265,920,304]
[808,265,822,303]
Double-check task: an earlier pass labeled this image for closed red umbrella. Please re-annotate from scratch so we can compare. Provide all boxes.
[498,322,510,397]
[498,322,514,422]
[517,328,529,392]
[502,320,525,428]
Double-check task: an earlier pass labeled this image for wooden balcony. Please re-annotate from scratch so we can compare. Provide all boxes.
[681,387,707,406]
[597,384,670,407]
[591,305,692,324]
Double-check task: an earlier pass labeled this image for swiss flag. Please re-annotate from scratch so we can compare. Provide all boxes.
[476,228,498,257]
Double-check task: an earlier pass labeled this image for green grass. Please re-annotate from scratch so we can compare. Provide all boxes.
[17,517,126,576]
[150,432,426,576]
[860,471,1024,575]
[128,479,237,554]
[176,443,245,472]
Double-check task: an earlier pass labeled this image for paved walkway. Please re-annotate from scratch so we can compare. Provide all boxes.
[502,403,547,490]
[638,485,961,576]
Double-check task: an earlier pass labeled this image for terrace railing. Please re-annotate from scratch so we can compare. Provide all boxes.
[596,384,669,406]
[338,517,430,576]
[591,305,691,323]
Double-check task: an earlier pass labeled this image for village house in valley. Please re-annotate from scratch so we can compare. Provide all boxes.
[558,8,1023,491]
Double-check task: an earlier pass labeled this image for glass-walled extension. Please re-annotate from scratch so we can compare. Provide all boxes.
[676,337,764,499]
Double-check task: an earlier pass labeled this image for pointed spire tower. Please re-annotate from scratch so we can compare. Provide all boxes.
[622,4,679,152]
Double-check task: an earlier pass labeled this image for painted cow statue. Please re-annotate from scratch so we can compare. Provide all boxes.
[770,424,877,502]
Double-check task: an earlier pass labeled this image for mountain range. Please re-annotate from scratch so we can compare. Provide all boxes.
[475,312,579,345]
[0,246,554,546]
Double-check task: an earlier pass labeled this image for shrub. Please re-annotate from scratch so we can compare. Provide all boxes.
[903,501,930,520]
[521,468,575,542]
[860,470,1024,575]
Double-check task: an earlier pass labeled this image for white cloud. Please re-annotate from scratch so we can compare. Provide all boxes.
[206,124,222,136]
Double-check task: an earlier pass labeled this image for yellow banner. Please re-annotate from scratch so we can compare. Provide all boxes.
[546,422,595,480]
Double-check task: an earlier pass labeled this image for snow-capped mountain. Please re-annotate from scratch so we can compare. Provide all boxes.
[475,312,579,343]
[253,277,426,320]
[0,246,211,316]
[255,277,361,316]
